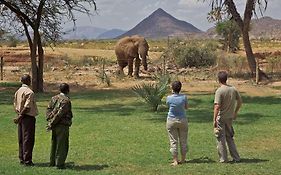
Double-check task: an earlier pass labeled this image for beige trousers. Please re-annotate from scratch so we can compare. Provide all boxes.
[166,117,188,157]
[216,116,240,162]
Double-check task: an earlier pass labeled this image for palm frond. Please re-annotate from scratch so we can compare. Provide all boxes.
[132,75,170,112]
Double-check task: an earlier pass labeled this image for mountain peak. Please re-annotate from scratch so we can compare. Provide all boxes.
[149,8,174,19]
[119,8,201,38]
[152,8,167,15]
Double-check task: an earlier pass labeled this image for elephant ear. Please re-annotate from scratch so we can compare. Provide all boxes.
[124,41,138,58]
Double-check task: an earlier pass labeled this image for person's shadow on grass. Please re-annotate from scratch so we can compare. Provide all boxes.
[185,156,216,164]
[233,158,269,164]
[35,162,109,171]
[184,157,269,164]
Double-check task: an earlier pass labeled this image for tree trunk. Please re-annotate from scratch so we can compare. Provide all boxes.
[241,30,256,74]
[37,32,44,92]
[242,30,269,80]
[31,41,38,92]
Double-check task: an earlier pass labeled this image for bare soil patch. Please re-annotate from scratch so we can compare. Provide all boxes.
[1,46,280,96]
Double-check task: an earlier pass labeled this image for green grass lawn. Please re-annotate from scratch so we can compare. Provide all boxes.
[0,88,280,175]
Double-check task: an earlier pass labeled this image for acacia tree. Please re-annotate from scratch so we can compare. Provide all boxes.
[205,0,268,80]
[0,0,97,92]
[216,19,241,52]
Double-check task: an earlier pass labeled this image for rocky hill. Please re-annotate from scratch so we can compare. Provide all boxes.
[62,26,107,40]
[118,8,202,39]
[206,16,281,40]
[250,16,281,39]
[97,29,125,39]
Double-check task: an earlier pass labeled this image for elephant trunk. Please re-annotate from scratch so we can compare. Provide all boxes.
[141,55,148,71]
[138,39,149,71]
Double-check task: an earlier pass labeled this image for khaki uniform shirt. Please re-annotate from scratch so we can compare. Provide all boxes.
[214,84,241,119]
[14,84,38,117]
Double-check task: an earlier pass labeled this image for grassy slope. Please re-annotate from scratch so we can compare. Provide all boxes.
[0,88,280,175]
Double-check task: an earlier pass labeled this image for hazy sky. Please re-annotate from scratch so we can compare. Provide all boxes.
[66,0,281,32]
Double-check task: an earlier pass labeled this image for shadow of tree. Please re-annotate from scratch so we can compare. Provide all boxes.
[70,89,134,101]
[242,96,280,105]
[235,113,263,125]
[145,107,266,126]
[75,101,143,116]
[188,92,215,96]
[0,90,14,105]
[188,109,213,123]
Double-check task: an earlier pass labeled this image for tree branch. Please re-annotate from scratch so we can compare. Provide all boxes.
[224,0,244,29]
[35,0,46,29]
[244,0,254,30]
[0,0,34,28]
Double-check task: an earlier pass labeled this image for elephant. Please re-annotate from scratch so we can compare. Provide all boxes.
[115,35,149,78]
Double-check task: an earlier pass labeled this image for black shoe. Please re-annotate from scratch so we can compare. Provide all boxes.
[20,160,24,165]
[24,162,34,166]
[57,165,66,169]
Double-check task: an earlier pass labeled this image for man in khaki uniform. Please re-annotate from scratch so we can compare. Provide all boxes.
[46,83,73,169]
[13,74,38,166]
[213,71,242,163]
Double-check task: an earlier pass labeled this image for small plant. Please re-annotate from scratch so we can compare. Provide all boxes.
[81,56,95,66]
[132,74,170,112]
[96,71,111,87]
[96,58,111,87]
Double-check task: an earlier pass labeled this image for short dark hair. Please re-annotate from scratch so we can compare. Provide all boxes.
[217,71,228,83]
[172,81,182,93]
[21,74,31,85]
[59,83,69,94]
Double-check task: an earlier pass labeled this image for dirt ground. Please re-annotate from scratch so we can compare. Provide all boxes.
[0,46,281,96]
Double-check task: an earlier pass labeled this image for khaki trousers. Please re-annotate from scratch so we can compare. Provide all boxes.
[216,117,240,162]
[166,117,188,157]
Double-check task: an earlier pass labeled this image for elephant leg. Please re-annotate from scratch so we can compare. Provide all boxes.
[134,58,141,78]
[118,66,124,76]
[128,58,133,77]
[117,59,127,75]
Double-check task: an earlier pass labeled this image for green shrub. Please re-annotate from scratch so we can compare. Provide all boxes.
[0,82,21,87]
[7,35,18,47]
[132,74,170,112]
[267,56,281,73]
[171,41,217,68]
[216,19,241,52]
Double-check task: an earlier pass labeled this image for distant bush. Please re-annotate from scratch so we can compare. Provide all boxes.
[7,35,18,47]
[217,54,247,72]
[216,19,241,52]
[171,41,217,68]
[62,55,110,67]
[267,55,281,74]
[0,82,21,87]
